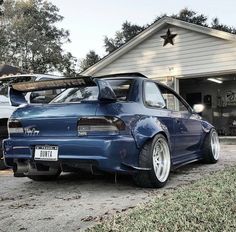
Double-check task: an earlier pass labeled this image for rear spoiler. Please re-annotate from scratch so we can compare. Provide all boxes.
[9,76,116,106]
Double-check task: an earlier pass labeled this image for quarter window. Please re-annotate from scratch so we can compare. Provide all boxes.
[144,82,166,108]
[158,85,189,112]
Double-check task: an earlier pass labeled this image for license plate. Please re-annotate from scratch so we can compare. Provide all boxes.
[34,145,58,161]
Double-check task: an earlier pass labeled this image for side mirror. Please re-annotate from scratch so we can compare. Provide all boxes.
[193,104,205,113]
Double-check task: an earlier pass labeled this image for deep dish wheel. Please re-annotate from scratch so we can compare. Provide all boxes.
[203,128,220,163]
[133,134,171,188]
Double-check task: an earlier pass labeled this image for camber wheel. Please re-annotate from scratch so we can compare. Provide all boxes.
[133,134,171,188]
[203,128,220,163]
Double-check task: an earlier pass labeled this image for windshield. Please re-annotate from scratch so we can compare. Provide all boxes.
[51,79,133,103]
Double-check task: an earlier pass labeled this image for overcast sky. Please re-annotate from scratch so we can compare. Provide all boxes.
[49,0,236,60]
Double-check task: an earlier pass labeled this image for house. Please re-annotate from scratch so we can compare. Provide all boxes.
[82,16,236,136]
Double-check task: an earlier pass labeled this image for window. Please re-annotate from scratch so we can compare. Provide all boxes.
[51,79,133,103]
[30,89,62,104]
[107,79,133,101]
[51,87,98,103]
[158,85,189,112]
[144,82,166,108]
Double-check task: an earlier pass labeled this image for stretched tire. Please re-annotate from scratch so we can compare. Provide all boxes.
[203,128,220,163]
[133,134,171,188]
[27,170,61,181]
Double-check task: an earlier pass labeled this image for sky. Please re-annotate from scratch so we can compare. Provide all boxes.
[49,0,236,61]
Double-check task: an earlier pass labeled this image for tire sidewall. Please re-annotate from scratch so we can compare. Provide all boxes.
[203,128,220,163]
[148,134,171,188]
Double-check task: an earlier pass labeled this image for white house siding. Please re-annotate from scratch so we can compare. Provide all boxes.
[93,25,236,79]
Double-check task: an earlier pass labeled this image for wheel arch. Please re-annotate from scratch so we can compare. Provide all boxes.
[131,116,171,150]
[201,121,215,147]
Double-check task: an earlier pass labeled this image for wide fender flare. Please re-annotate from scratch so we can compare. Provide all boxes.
[201,120,214,133]
[131,116,171,150]
[201,120,215,143]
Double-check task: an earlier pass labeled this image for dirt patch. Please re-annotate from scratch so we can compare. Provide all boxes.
[0,145,235,232]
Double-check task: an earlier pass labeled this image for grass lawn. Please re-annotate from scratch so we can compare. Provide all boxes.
[87,167,236,232]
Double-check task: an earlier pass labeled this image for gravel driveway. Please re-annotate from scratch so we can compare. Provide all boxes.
[0,145,236,232]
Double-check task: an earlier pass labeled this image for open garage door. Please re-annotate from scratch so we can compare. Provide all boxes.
[179,75,236,136]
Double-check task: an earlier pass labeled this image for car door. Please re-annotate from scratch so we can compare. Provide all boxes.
[158,85,203,163]
[143,81,175,149]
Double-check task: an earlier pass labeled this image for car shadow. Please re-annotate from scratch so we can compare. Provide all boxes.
[19,161,211,193]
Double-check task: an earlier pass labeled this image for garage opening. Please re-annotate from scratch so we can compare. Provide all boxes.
[179,75,236,136]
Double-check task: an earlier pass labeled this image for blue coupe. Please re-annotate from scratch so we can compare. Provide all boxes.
[3,73,220,188]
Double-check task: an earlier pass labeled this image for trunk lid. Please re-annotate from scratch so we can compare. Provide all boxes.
[12,102,98,137]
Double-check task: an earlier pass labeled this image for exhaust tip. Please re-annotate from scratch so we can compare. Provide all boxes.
[13,162,27,177]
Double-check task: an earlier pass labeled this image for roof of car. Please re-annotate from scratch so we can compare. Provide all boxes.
[0,74,63,81]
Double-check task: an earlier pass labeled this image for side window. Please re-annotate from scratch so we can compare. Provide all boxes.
[30,90,56,103]
[144,82,166,108]
[30,78,62,103]
[158,85,189,112]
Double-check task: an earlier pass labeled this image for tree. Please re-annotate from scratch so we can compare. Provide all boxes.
[211,17,236,34]
[171,8,208,26]
[103,8,236,55]
[0,0,3,16]
[104,21,145,53]
[0,0,78,76]
[80,50,100,72]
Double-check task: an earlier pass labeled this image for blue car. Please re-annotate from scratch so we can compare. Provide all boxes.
[3,73,220,188]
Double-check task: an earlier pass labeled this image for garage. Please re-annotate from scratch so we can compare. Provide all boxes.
[179,76,236,136]
[82,16,236,136]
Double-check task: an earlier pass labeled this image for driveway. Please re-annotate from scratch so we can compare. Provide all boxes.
[0,145,236,232]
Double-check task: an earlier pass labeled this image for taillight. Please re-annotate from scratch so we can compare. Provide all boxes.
[77,116,125,136]
[8,119,24,134]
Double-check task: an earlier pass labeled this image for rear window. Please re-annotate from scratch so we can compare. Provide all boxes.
[51,79,133,103]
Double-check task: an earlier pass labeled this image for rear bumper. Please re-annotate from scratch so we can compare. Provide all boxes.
[3,135,140,173]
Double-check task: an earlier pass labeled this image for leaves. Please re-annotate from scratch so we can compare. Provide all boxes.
[0,0,3,15]
[171,8,208,26]
[104,8,236,55]
[104,21,145,54]
[80,50,101,72]
[0,0,78,76]
[211,17,236,34]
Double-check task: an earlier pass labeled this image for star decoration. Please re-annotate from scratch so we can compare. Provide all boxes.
[161,29,177,46]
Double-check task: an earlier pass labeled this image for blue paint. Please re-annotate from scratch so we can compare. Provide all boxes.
[3,75,214,173]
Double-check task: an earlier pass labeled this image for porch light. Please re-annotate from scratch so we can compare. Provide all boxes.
[207,78,222,84]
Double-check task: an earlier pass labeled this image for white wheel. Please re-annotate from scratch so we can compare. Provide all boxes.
[211,130,220,161]
[203,128,220,163]
[133,134,171,188]
[152,137,171,183]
